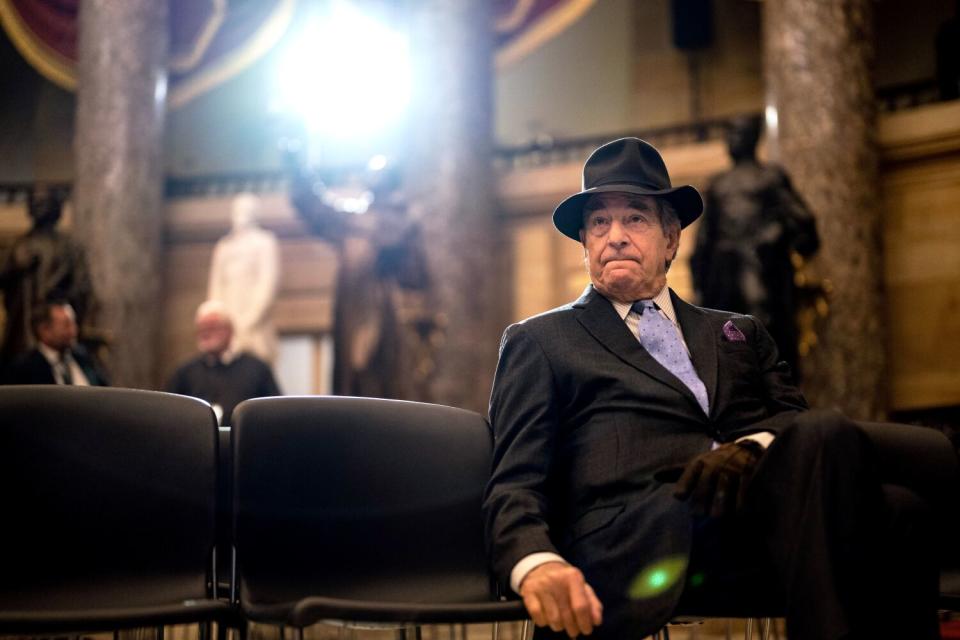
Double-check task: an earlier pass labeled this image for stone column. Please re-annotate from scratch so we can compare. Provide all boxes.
[73,0,169,389]
[407,2,502,412]
[763,0,884,419]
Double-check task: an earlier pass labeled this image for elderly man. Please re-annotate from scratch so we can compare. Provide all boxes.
[2,300,108,386]
[166,300,280,425]
[483,138,942,639]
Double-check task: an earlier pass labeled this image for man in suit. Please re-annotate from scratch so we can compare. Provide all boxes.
[2,300,108,386]
[166,300,281,425]
[483,138,942,639]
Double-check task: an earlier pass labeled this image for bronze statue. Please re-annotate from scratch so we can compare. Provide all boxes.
[690,115,819,377]
[289,163,439,400]
[0,186,94,366]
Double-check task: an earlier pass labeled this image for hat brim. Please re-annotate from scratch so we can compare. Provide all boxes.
[552,184,704,241]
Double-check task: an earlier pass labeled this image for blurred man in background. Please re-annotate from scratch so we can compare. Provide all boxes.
[166,300,280,425]
[2,300,108,386]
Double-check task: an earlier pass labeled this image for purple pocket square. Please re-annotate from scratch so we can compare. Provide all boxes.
[722,320,747,342]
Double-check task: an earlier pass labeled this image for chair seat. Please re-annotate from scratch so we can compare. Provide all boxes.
[232,396,533,631]
[0,386,236,637]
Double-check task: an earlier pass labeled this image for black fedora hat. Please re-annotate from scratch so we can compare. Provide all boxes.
[552,137,703,241]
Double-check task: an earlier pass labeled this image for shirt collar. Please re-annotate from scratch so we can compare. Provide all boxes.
[37,341,69,365]
[611,286,678,325]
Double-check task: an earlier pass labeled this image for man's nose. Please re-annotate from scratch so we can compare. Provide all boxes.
[607,219,629,246]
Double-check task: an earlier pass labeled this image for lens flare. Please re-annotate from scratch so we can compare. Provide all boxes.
[627,555,688,600]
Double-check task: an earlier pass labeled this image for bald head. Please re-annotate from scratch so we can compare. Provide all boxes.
[195,300,233,357]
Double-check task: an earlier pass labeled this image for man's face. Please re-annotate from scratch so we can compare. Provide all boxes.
[37,305,78,352]
[196,313,233,356]
[28,188,63,226]
[579,193,679,303]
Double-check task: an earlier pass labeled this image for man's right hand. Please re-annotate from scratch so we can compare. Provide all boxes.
[519,561,603,637]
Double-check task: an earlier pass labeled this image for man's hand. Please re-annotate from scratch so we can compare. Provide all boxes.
[674,441,764,517]
[519,561,603,637]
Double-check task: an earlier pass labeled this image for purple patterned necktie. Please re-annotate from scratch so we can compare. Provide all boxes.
[632,300,709,415]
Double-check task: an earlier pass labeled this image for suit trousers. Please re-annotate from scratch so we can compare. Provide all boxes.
[536,410,942,640]
[678,410,940,640]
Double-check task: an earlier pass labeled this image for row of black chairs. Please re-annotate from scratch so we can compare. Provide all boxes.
[0,386,527,638]
[2,385,959,640]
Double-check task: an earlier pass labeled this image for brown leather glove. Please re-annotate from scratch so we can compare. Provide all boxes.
[674,440,765,518]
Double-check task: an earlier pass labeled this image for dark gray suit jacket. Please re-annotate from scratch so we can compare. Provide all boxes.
[2,345,109,386]
[482,285,807,634]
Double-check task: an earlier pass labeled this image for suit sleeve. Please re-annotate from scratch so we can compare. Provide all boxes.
[482,323,563,590]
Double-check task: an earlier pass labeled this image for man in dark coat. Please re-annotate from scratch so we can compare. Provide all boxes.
[2,301,108,386]
[483,138,943,639]
[166,300,281,426]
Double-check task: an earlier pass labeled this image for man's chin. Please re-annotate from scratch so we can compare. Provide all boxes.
[595,274,662,302]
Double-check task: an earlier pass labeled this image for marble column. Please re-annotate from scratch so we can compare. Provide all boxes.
[407,2,502,412]
[763,0,884,419]
[73,0,169,388]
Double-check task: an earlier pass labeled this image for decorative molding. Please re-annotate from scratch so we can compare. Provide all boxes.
[879,100,960,163]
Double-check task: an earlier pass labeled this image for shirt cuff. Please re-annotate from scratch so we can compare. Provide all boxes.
[736,431,775,449]
[510,551,567,594]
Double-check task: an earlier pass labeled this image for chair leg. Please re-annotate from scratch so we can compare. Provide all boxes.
[759,618,771,640]
[743,618,753,640]
[521,620,532,640]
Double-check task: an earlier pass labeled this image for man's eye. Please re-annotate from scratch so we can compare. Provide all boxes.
[590,217,610,227]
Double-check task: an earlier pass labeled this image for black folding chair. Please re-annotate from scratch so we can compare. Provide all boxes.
[232,396,528,637]
[0,385,241,637]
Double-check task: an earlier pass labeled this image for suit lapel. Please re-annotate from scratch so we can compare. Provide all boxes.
[671,291,719,417]
[574,286,700,405]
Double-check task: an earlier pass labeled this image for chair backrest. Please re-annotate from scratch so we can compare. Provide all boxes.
[0,385,220,611]
[233,396,497,609]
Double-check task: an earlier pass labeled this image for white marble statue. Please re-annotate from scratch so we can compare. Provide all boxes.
[208,193,280,364]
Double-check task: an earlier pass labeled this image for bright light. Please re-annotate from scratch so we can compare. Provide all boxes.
[367,154,388,171]
[764,105,779,135]
[275,2,411,141]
